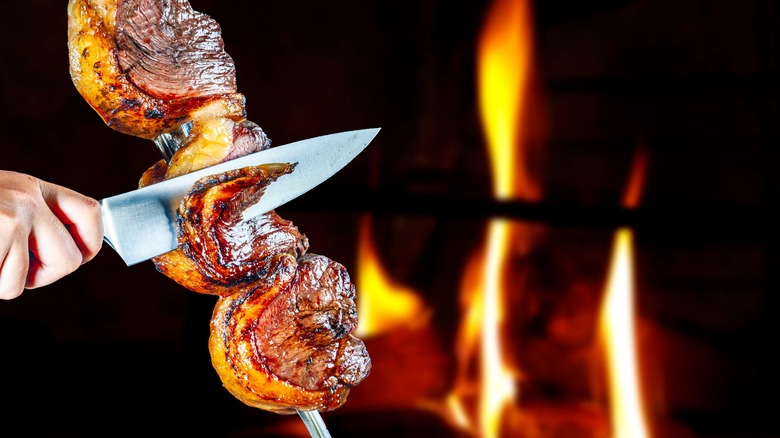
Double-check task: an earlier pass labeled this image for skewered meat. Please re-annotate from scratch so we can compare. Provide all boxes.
[67,0,371,414]
[68,0,246,140]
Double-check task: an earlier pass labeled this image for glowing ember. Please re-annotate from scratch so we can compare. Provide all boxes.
[355,214,429,338]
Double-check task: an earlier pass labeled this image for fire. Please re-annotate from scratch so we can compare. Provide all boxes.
[449,227,518,436]
[598,148,651,438]
[622,146,648,210]
[448,0,537,436]
[478,0,540,202]
[355,214,429,338]
[599,228,650,438]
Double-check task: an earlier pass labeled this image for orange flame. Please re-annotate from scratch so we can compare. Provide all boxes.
[355,214,429,338]
[448,0,536,436]
[599,228,650,438]
[622,146,649,210]
[476,0,537,434]
[479,0,539,202]
[598,148,651,437]
[477,219,517,438]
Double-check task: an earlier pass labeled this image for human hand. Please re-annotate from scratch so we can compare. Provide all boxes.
[0,171,103,299]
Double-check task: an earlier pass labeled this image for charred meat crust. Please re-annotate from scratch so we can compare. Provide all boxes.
[178,164,307,285]
[67,0,245,139]
[151,164,309,296]
[171,166,371,413]
[209,253,370,414]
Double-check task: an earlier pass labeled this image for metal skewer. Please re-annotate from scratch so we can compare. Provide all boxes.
[297,410,333,438]
[154,122,193,162]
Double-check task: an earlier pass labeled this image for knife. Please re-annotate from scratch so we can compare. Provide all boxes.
[100,128,380,266]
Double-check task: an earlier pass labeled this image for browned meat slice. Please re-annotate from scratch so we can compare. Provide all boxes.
[151,164,309,296]
[67,0,246,139]
[254,253,371,391]
[224,121,272,161]
[211,253,371,414]
[116,0,237,100]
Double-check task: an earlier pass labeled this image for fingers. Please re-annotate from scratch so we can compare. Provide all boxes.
[25,209,84,289]
[25,180,103,289]
[0,177,33,299]
[38,180,103,264]
[0,238,30,300]
[0,171,104,297]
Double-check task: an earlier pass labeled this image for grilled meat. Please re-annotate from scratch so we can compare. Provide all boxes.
[67,0,371,414]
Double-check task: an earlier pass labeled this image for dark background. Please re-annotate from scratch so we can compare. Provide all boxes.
[1,0,778,436]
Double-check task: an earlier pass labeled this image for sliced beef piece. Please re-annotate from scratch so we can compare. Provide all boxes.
[225,120,273,161]
[116,0,237,100]
[210,253,371,413]
[254,254,371,391]
[158,164,309,292]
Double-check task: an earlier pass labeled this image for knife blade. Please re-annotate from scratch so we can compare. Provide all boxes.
[100,128,380,266]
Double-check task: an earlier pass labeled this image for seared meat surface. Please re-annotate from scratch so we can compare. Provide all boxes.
[116,0,238,100]
[255,253,370,391]
[67,0,371,414]
[170,165,370,413]
[67,0,246,138]
[147,163,308,296]
[211,251,371,413]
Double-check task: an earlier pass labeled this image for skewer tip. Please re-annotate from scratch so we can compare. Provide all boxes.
[297,409,332,438]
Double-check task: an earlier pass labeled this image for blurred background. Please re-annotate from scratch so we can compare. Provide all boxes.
[1,0,778,436]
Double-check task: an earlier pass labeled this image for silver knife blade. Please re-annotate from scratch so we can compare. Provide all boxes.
[101,128,380,266]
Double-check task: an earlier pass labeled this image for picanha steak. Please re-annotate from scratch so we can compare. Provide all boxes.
[67,0,371,414]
